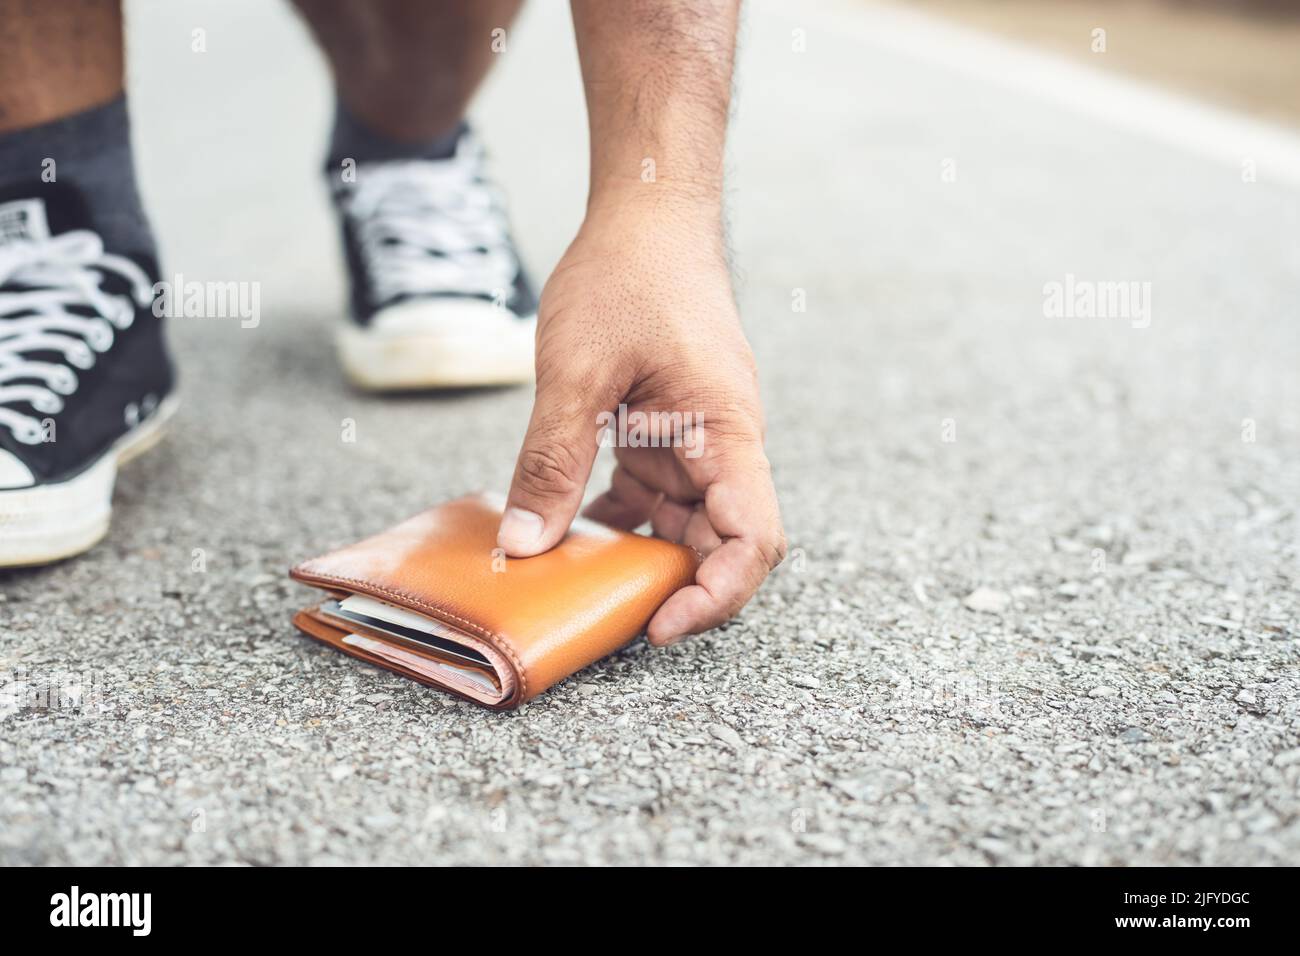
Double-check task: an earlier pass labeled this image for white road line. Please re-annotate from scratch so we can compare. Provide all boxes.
[823,1,1300,190]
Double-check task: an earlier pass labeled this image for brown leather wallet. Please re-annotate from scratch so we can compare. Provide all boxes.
[289,492,700,709]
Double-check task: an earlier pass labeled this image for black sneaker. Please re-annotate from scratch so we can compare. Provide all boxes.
[0,185,176,567]
[330,127,538,390]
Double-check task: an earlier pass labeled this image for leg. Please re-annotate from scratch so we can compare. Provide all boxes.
[297,0,539,391]
[0,0,124,133]
[0,0,150,254]
[291,0,524,142]
[0,1,175,568]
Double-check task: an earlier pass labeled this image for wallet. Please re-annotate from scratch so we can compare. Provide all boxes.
[289,492,700,709]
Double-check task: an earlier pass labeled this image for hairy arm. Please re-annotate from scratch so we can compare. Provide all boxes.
[499,0,785,645]
[571,0,739,207]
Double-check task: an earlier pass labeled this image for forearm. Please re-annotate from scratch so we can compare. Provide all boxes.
[569,0,740,221]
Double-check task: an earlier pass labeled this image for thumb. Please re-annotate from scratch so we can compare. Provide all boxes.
[499,379,607,557]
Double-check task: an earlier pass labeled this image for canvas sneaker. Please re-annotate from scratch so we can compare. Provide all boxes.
[0,185,176,567]
[330,127,537,390]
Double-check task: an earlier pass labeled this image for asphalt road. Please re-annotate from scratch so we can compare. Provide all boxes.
[1,0,1297,865]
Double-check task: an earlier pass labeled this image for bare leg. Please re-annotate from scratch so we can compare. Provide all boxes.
[0,0,124,133]
[290,0,525,142]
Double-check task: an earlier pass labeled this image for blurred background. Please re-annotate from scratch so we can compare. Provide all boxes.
[902,0,1300,126]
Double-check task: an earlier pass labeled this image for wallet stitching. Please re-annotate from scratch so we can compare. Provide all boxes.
[293,568,528,701]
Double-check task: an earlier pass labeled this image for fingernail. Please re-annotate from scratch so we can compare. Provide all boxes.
[649,621,687,647]
[498,507,545,553]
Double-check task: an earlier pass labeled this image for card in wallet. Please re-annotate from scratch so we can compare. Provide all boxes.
[288,492,700,709]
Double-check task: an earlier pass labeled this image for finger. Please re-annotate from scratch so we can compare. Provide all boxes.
[582,465,662,529]
[650,498,693,542]
[647,445,784,645]
[647,539,769,644]
[500,376,608,557]
[682,505,723,555]
[614,444,699,504]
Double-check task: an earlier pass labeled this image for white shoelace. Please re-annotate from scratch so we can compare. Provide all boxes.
[337,143,519,306]
[0,231,152,445]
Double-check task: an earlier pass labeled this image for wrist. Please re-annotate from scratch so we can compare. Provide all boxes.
[584,179,725,235]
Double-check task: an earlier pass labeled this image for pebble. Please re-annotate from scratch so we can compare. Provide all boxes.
[963,587,1011,614]
[1121,550,1163,567]
[975,837,1014,859]
[1076,645,1122,660]
[834,770,912,803]
[709,724,744,751]
[585,786,657,810]
[798,833,847,855]
[1200,616,1242,631]
[1088,686,1118,699]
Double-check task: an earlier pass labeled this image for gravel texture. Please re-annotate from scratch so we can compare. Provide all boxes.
[1,0,1297,865]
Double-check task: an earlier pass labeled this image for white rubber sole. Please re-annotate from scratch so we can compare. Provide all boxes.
[0,394,179,568]
[337,304,536,390]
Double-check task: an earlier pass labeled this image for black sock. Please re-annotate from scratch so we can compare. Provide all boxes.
[327,99,466,172]
[0,95,155,260]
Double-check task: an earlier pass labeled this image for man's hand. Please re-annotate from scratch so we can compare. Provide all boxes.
[498,195,784,645]
[497,0,779,644]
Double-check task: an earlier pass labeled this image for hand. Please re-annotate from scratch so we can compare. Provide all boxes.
[497,197,785,645]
